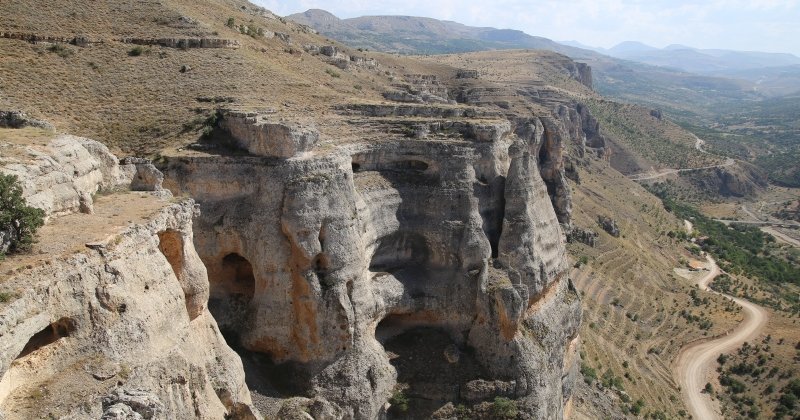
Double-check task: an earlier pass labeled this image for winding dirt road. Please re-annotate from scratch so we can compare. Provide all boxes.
[628,133,735,181]
[674,255,769,420]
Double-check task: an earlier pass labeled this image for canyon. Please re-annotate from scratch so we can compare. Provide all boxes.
[0,5,609,414]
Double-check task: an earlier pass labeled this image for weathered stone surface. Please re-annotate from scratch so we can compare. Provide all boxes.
[164,116,581,418]
[0,139,256,419]
[0,135,146,218]
[598,216,620,237]
[117,37,240,49]
[218,111,319,158]
[461,379,516,402]
[566,226,598,247]
[0,200,257,419]
[0,110,53,130]
[101,388,165,419]
[121,158,164,192]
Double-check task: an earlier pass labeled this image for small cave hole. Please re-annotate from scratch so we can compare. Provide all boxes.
[157,229,184,281]
[16,317,77,359]
[390,159,429,172]
[351,162,362,173]
[369,231,430,274]
[313,253,331,289]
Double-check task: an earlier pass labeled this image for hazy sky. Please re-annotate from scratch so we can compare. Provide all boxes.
[254,0,800,55]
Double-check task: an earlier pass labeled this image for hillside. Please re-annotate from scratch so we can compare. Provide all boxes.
[0,1,600,418]
[1,1,796,419]
[287,8,800,195]
[0,0,400,155]
[287,8,578,55]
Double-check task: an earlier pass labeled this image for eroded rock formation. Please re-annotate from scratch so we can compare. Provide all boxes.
[0,136,257,419]
[163,103,582,417]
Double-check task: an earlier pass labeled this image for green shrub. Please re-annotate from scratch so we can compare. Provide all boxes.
[581,362,598,384]
[325,68,341,78]
[47,43,72,58]
[226,17,235,28]
[128,46,147,57]
[388,390,409,413]
[491,397,518,419]
[0,174,45,254]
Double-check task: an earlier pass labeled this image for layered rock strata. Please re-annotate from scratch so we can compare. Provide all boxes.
[0,136,257,419]
[0,135,164,218]
[164,109,582,418]
[0,200,256,419]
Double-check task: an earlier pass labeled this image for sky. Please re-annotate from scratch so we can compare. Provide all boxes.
[253,0,800,56]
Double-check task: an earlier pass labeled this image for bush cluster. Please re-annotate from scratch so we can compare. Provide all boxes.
[0,174,44,254]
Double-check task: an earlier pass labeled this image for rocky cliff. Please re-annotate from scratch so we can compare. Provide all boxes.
[0,134,257,419]
[162,98,583,418]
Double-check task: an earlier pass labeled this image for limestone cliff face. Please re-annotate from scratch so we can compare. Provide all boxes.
[0,134,163,218]
[164,111,581,418]
[0,136,257,419]
[0,200,257,419]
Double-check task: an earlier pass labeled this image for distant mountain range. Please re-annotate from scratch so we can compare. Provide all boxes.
[288,9,800,98]
[287,9,584,56]
[563,40,800,76]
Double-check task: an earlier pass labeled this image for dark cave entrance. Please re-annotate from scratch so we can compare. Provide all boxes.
[16,317,77,359]
[369,231,430,274]
[208,253,255,338]
[206,252,307,416]
[376,315,486,419]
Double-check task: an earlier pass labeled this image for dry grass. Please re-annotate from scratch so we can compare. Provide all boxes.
[0,0,404,155]
[568,158,743,417]
[0,127,57,159]
[0,192,166,284]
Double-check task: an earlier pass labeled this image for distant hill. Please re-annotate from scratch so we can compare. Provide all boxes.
[288,9,586,56]
[288,9,763,110]
[604,42,800,74]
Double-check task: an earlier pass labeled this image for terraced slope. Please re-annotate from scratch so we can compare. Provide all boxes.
[567,159,744,417]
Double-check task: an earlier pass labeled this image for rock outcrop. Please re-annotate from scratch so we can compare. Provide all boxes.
[0,135,163,218]
[164,110,581,418]
[0,200,257,419]
[597,216,621,237]
[117,37,240,49]
[216,111,319,158]
[0,110,53,130]
[0,136,257,419]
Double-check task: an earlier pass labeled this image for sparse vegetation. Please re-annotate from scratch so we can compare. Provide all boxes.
[388,389,409,413]
[325,68,341,78]
[0,174,45,255]
[128,46,148,57]
[47,43,73,58]
[491,397,518,419]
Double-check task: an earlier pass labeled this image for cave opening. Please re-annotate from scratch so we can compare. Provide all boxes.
[369,231,430,274]
[208,253,255,339]
[537,142,558,199]
[206,252,308,415]
[376,315,486,419]
[479,176,506,260]
[16,317,77,360]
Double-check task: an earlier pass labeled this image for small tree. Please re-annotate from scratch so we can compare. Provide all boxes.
[0,174,45,254]
[226,17,235,28]
[704,382,714,394]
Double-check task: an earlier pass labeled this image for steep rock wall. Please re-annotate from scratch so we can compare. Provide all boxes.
[0,200,257,419]
[164,117,581,418]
